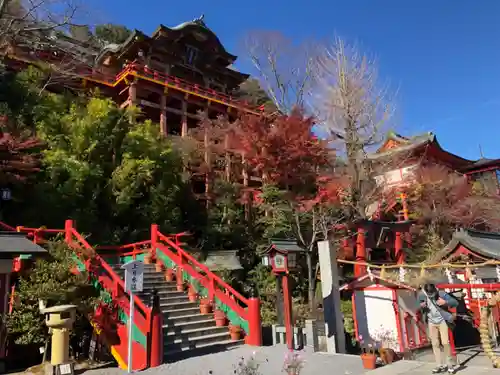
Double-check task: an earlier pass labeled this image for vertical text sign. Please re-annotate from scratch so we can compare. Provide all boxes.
[122,260,144,293]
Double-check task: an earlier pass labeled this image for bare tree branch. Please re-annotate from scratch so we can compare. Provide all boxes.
[243,31,318,114]
[312,36,396,220]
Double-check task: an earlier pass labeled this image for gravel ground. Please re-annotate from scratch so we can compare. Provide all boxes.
[83,345,365,375]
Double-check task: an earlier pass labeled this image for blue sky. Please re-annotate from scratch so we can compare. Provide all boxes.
[88,0,500,160]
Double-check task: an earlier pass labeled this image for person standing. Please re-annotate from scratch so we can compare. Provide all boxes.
[418,283,460,374]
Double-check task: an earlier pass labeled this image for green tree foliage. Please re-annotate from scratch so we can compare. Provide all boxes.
[94,24,132,45]
[7,240,98,344]
[30,96,188,242]
[200,179,252,252]
[232,78,277,113]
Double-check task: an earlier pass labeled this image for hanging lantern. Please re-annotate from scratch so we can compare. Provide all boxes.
[399,266,406,283]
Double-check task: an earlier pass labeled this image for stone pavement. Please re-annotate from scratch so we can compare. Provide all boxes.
[361,360,497,375]
[414,344,499,369]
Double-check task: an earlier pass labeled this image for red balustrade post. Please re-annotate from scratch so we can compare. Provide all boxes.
[176,254,184,290]
[151,224,158,259]
[149,289,163,367]
[354,228,366,277]
[208,277,215,301]
[246,294,262,346]
[395,231,404,264]
[65,219,74,245]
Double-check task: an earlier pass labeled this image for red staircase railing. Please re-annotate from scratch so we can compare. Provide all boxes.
[151,224,262,346]
[63,220,160,369]
[4,219,162,370]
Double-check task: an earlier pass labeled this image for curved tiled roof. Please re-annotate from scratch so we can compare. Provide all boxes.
[95,15,237,65]
[431,228,500,262]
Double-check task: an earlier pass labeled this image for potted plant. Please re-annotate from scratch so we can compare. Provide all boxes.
[199,298,212,314]
[187,285,198,302]
[176,281,185,292]
[229,324,242,341]
[373,325,397,365]
[214,308,227,327]
[282,351,304,375]
[358,335,377,370]
[164,268,175,282]
[155,259,164,272]
[144,252,153,264]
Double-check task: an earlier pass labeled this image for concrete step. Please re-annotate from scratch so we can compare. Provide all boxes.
[164,331,232,351]
[163,313,214,325]
[162,307,201,318]
[160,301,198,311]
[164,325,228,343]
[163,318,216,333]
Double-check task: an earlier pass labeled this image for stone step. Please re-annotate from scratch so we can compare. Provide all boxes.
[158,294,190,304]
[163,313,214,325]
[163,318,216,333]
[162,307,201,318]
[139,280,178,289]
[164,331,232,351]
[164,325,228,343]
[137,290,185,299]
[112,268,166,277]
[163,339,244,362]
[160,301,198,311]
[110,264,157,270]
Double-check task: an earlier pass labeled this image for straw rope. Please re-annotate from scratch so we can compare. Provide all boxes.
[480,293,500,368]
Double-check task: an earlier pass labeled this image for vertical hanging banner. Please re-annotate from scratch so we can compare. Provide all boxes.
[121,260,144,373]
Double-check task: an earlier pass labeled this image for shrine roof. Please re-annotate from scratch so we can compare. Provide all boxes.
[368,130,472,169]
[0,231,46,255]
[460,158,500,173]
[95,15,239,66]
[203,250,242,271]
[431,228,500,262]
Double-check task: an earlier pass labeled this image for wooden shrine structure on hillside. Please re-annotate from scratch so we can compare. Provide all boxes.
[2,15,268,202]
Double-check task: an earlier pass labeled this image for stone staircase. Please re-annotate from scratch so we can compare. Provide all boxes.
[112,263,243,361]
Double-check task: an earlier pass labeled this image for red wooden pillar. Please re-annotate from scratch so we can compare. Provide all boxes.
[245,296,262,346]
[176,254,184,291]
[281,274,293,350]
[354,228,366,277]
[149,289,163,367]
[395,231,404,264]
[64,219,74,245]
[151,224,158,259]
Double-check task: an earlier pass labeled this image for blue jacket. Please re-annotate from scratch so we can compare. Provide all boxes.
[418,290,458,323]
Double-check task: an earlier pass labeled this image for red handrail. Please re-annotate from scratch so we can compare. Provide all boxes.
[68,227,152,321]
[156,231,249,309]
[97,240,152,250]
[97,240,152,260]
[0,221,15,231]
[126,63,259,111]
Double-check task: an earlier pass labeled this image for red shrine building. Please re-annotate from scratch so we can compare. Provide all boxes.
[340,131,500,276]
[2,15,266,201]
